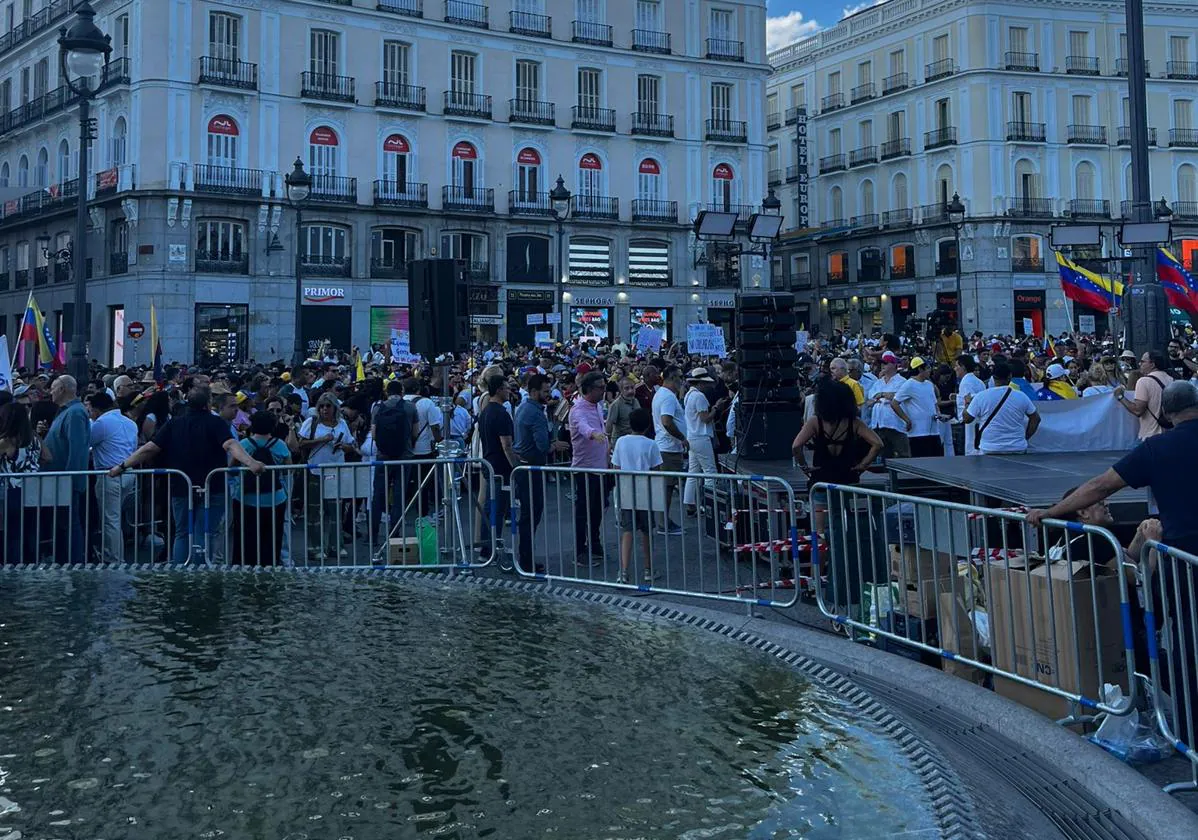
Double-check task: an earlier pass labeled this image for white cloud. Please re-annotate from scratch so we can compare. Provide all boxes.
[843,0,887,16]
[766,11,821,51]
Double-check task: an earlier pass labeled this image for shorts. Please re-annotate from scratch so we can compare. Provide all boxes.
[619,509,652,533]
[660,451,685,487]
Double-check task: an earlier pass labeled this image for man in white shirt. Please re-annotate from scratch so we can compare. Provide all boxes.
[954,354,988,455]
[962,361,1041,454]
[682,369,728,516]
[86,391,139,563]
[891,357,943,457]
[651,366,687,535]
[404,378,444,515]
[866,352,909,459]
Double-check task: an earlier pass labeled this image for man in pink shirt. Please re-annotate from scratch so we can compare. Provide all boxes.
[569,371,609,566]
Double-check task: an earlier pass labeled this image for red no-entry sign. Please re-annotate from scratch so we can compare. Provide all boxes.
[127,321,145,339]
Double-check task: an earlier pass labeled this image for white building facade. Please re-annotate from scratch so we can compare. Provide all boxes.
[767,0,1198,338]
[0,0,771,366]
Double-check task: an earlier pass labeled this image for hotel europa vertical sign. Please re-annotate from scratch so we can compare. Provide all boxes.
[795,106,809,229]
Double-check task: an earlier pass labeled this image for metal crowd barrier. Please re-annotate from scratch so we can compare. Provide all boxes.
[0,468,193,565]
[1140,539,1198,794]
[507,464,800,609]
[200,458,499,569]
[809,482,1139,721]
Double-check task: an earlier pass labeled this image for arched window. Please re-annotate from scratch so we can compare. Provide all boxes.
[57,140,70,183]
[578,152,603,197]
[1075,161,1097,200]
[935,163,953,206]
[450,140,477,196]
[860,179,875,216]
[515,146,541,203]
[0,162,9,188]
[111,117,127,168]
[637,158,661,201]
[35,147,48,187]
[1179,164,1197,204]
[712,162,735,210]
[828,185,843,223]
[1014,158,1038,199]
[207,114,239,169]
[17,155,28,188]
[382,133,410,189]
[892,173,908,210]
[308,125,339,177]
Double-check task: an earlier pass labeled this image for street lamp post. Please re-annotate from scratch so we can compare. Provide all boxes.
[549,175,572,343]
[946,192,966,327]
[58,1,110,383]
[761,187,782,289]
[285,157,312,367]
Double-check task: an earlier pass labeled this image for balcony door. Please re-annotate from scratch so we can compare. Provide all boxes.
[712,163,735,210]
[383,134,410,193]
[637,158,661,201]
[310,30,340,77]
[516,147,540,203]
[577,152,602,213]
[383,41,410,89]
[452,141,477,197]
[309,126,340,184]
[206,115,239,186]
[210,12,240,63]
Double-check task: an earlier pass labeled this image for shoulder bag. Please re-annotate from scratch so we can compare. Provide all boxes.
[973,388,1013,450]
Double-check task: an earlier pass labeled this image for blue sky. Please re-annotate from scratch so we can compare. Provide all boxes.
[766,1,883,50]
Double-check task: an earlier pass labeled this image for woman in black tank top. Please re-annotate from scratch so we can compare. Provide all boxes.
[792,379,883,487]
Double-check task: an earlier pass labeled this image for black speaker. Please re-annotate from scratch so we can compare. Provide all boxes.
[408,259,470,359]
[739,292,795,312]
[1126,282,1172,359]
[738,410,803,461]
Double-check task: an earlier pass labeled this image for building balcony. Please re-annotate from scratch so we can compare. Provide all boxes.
[13,268,27,288]
[1011,257,1045,272]
[827,269,848,284]
[195,250,250,274]
[377,0,423,18]
[821,92,845,112]
[1174,201,1198,220]
[444,91,492,119]
[819,153,847,174]
[1005,51,1040,71]
[850,82,876,104]
[849,145,878,167]
[767,169,781,186]
[935,259,958,277]
[33,265,47,286]
[300,255,352,277]
[880,137,911,160]
[573,195,619,221]
[631,29,670,54]
[509,10,551,37]
[373,180,428,208]
[309,174,358,204]
[198,56,258,90]
[1066,56,1100,75]
[924,126,957,149]
[193,164,264,197]
[705,38,744,62]
[375,81,426,111]
[631,199,677,223]
[918,202,948,224]
[1067,199,1112,219]
[882,72,909,94]
[705,118,747,143]
[705,267,741,289]
[785,165,801,182]
[789,272,812,289]
[444,0,487,28]
[785,106,802,124]
[109,252,129,276]
[572,105,616,132]
[1170,128,1198,147]
[94,164,136,196]
[851,213,879,228]
[0,0,78,60]
[1006,121,1046,142]
[370,257,410,280]
[508,190,554,217]
[1115,58,1150,77]
[891,263,916,279]
[708,203,755,223]
[1006,197,1055,218]
[301,71,356,103]
[1067,124,1107,145]
[99,57,131,90]
[1117,125,1157,145]
[52,262,69,284]
[925,58,957,81]
[572,20,612,46]
[766,111,781,130]
[631,112,673,137]
[882,208,913,228]
[510,98,555,126]
[1167,60,1198,80]
[442,185,494,212]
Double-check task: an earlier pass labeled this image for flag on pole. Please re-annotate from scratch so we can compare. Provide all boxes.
[1054,251,1123,312]
[20,293,57,368]
[355,351,365,383]
[1155,248,1198,314]
[150,301,164,383]
[0,335,12,392]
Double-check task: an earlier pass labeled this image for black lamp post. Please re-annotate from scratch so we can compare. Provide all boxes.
[946,192,966,326]
[58,1,110,382]
[285,157,312,366]
[549,175,572,342]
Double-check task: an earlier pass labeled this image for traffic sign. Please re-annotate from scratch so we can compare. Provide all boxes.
[127,321,145,339]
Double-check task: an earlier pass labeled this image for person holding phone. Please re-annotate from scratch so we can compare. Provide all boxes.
[298,394,356,560]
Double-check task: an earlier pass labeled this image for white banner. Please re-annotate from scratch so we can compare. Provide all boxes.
[1027,392,1139,453]
[0,336,10,392]
[526,313,544,326]
[686,323,726,357]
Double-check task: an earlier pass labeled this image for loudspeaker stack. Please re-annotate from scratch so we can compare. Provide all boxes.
[735,292,803,461]
[408,259,472,360]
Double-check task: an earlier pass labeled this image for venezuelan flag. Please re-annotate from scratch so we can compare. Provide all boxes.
[150,301,164,383]
[1155,248,1198,314]
[19,293,57,367]
[1055,252,1123,312]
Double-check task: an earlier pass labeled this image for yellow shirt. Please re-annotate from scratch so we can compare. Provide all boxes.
[935,332,963,365]
[840,376,865,407]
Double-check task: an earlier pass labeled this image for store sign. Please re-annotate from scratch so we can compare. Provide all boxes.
[639,158,660,175]
[452,141,476,160]
[468,285,499,303]
[309,126,338,146]
[706,297,736,309]
[937,292,958,309]
[580,153,602,170]
[383,134,410,153]
[208,115,238,136]
[795,106,809,228]
[303,285,349,305]
[508,288,554,303]
[574,294,614,306]
[713,163,734,180]
[829,298,849,313]
[470,314,503,326]
[517,148,541,165]
[862,296,881,312]
[570,306,610,343]
[1014,290,1045,307]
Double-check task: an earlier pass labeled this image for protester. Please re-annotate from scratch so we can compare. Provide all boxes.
[604,377,639,443]
[86,390,139,563]
[405,377,443,515]
[830,357,864,407]
[513,373,560,575]
[297,393,357,559]
[41,375,90,564]
[1115,350,1174,439]
[892,357,942,457]
[569,371,609,567]
[1038,364,1079,400]
[651,366,686,535]
[961,361,1041,455]
[865,351,908,459]
[791,380,882,486]
[611,408,664,585]
[477,374,516,561]
[682,368,726,517]
[232,410,291,566]
[0,401,39,564]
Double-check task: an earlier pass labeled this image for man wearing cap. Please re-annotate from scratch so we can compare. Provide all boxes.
[962,361,1040,455]
[1038,364,1079,400]
[682,368,729,517]
[866,352,909,459]
[891,357,943,457]
[830,358,864,408]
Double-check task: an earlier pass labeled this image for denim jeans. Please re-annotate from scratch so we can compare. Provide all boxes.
[170,494,225,564]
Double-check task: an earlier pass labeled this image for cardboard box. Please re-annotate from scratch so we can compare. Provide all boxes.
[992,676,1091,733]
[938,589,988,686]
[889,544,955,583]
[897,578,942,619]
[877,613,939,664]
[387,536,421,565]
[986,556,1127,701]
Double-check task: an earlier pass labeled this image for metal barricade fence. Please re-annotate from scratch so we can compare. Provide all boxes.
[0,468,193,565]
[810,482,1139,720]
[200,458,499,569]
[1140,539,1198,794]
[507,464,800,608]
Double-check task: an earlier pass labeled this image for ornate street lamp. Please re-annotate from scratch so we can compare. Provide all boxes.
[549,175,572,342]
[285,157,313,366]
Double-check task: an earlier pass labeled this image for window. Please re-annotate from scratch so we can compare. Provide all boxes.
[382,134,410,189]
[1071,94,1092,124]
[56,139,69,182]
[932,34,949,62]
[635,0,661,30]
[828,251,847,282]
[450,51,476,95]
[790,83,805,108]
[934,97,950,128]
[891,244,914,277]
[935,164,953,205]
[577,67,601,108]
[856,61,871,85]
[0,79,10,114]
[19,67,27,105]
[1119,33,1128,61]
[110,218,129,256]
[15,240,28,270]
[636,74,660,114]
[196,219,246,266]
[1011,235,1042,268]
[371,227,418,274]
[114,13,130,60]
[1015,159,1038,198]
[506,234,550,283]
[310,29,339,76]
[1012,91,1031,122]
[1174,99,1193,129]
[711,83,733,126]
[515,147,541,201]
[887,110,905,140]
[303,224,348,262]
[766,92,778,118]
[888,49,904,76]
[568,236,612,283]
[34,147,46,187]
[827,70,840,94]
[17,154,27,187]
[859,120,873,146]
[1179,164,1197,203]
[440,231,487,265]
[860,180,874,215]
[111,117,127,167]
[1075,162,1096,200]
[636,157,661,200]
[709,8,733,40]
[578,152,603,199]
[383,41,410,88]
[892,173,908,208]
[195,305,249,368]
[32,57,46,99]
[1069,30,1090,57]
[1009,26,1029,53]
[768,144,779,173]
[206,114,239,168]
[451,140,477,193]
[516,60,541,102]
[308,126,339,177]
[0,162,8,187]
[576,0,602,23]
[828,127,841,154]
[711,162,735,209]
[1171,36,1190,63]
[628,240,670,286]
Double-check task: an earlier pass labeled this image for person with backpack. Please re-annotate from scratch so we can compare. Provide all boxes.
[232,411,292,566]
[369,379,416,545]
[1115,350,1175,440]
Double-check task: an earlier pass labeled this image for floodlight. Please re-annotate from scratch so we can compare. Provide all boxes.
[747,213,784,240]
[692,210,738,239]
[1120,221,1172,245]
[1050,224,1102,247]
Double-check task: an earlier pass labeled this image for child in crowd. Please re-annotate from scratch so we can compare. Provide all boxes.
[610,408,664,585]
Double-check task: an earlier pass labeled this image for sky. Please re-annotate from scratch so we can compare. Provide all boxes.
[766,0,887,51]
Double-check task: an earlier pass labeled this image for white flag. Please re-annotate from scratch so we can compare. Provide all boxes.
[0,335,11,392]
